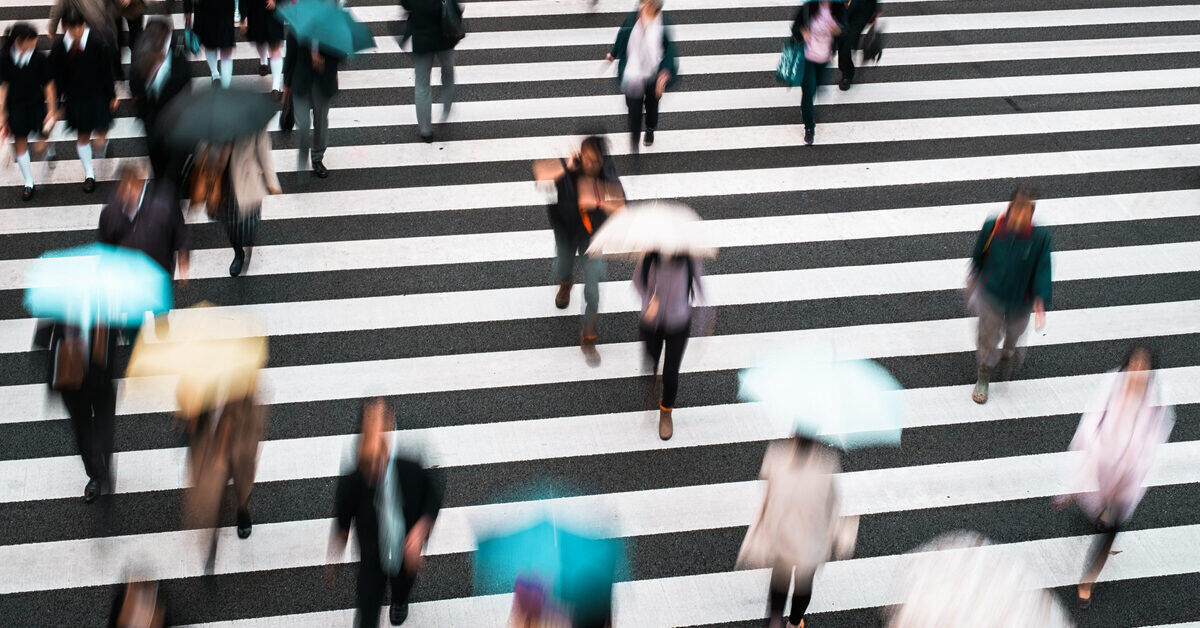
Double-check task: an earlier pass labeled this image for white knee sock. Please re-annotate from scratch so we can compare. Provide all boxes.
[269,57,284,91]
[220,58,233,88]
[258,45,269,65]
[77,142,94,179]
[205,50,219,78]
[16,151,32,187]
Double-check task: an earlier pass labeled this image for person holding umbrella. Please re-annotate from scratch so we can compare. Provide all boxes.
[184,0,236,87]
[46,322,119,503]
[399,0,461,143]
[1,22,58,201]
[606,0,678,154]
[329,398,442,627]
[49,8,118,193]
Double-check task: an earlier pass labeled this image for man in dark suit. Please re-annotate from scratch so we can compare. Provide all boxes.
[329,398,442,627]
[283,31,340,179]
[46,323,119,503]
[98,164,191,283]
[836,0,879,90]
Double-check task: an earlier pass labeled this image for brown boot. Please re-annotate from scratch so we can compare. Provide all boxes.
[658,405,673,440]
[555,281,572,309]
[580,318,600,366]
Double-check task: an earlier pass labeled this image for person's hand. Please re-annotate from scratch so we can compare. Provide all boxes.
[565,151,580,171]
[403,518,431,574]
[268,185,282,195]
[1033,298,1046,332]
[110,98,119,112]
[800,28,811,42]
[311,52,324,71]
[655,71,669,98]
[177,256,190,285]
[266,0,275,9]
[604,53,614,62]
[239,19,247,34]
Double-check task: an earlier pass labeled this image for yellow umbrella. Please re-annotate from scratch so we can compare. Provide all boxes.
[127,303,268,417]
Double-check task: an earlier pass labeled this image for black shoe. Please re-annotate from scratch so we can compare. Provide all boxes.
[236,508,252,539]
[804,128,814,145]
[643,129,655,146]
[229,251,245,277]
[258,63,269,76]
[82,177,96,193]
[312,160,329,178]
[21,185,34,201]
[838,77,852,91]
[420,133,433,144]
[83,479,101,503]
[389,599,409,625]
[211,77,220,86]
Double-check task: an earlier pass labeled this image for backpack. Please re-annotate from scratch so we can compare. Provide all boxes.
[441,0,466,47]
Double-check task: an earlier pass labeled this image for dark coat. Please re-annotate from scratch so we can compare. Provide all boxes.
[399,0,457,54]
[609,11,679,89]
[49,33,117,133]
[970,217,1053,313]
[843,0,879,28]
[335,456,443,570]
[130,48,192,135]
[0,50,52,137]
[98,180,191,277]
[283,32,341,95]
[547,158,624,241]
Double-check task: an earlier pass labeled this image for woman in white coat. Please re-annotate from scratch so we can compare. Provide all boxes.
[223,130,280,276]
[1054,345,1173,609]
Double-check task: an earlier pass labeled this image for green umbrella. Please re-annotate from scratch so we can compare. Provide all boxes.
[277,0,376,58]
[156,87,280,149]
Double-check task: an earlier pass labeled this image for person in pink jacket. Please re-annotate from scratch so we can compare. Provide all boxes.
[790,0,841,145]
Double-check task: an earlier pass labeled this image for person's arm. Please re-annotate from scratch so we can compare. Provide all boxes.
[1031,231,1051,330]
[327,473,357,582]
[0,83,8,136]
[606,14,633,61]
[968,218,996,276]
[403,465,443,573]
[532,157,569,182]
[256,132,281,193]
[47,0,65,35]
[171,194,192,283]
[656,19,678,96]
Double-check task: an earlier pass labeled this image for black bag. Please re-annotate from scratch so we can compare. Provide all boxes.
[860,23,883,63]
[441,0,466,47]
[279,90,295,132]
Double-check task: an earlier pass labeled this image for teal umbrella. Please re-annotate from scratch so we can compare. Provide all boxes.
[739,354,905,449]
[276,0,375,58]
[475,518,621,621]
[24,243,172,329]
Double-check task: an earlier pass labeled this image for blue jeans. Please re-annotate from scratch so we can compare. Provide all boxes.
[554,231,605,318]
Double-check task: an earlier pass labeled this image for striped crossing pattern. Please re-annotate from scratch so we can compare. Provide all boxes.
[1,0,1199,625]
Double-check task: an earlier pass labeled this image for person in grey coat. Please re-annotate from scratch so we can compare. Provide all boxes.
[633,251,703,440]
[400,0,460,143]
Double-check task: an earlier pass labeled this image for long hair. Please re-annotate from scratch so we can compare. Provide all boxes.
[4,23,37,54]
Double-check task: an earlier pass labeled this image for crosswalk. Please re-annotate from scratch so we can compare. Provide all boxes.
[1,0,1198,625]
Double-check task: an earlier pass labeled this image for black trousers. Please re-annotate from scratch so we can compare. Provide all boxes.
[836,18,871,81]
[116,15,144,49]
[625,81,660,144]
[355,560,417,628]
[641,322,689,408]
[767,565,813,626]
[61,374,116,484]
[1083,522,1120,581]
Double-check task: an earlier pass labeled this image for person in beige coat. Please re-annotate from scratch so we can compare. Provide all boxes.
[737,435,858,628]
[222,130,281,276]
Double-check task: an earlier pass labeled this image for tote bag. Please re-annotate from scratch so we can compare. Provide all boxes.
[775,39,807,87]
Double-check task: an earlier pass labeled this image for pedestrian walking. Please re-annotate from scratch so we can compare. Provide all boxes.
[113,0,146,61]
[328,398,443,627]
[47,0,119,50]
[239,0,286,96]
[130,18,191,184]
[182,392,266,574]
[184,0,236,87]
[221,130,281,276]
[49,8,118,193]
[967,185,1051,404]
[400,0,461,143]
[533,136,626,366]
[791,0,840,145]
[108,578,169,627]
[633,251,703,440]
[46,322,118,503]
[737,435,857,628]
[99,165,191,283]
[284,30,340,178]
[834,0,879,90]
[1053,346,1173,609]
[1,23,58,201]
[606,0,677,153]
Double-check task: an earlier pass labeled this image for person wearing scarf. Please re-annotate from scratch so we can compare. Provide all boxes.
[966,185,1052,404]
[607,0,678,153]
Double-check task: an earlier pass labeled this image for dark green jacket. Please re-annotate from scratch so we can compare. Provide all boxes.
[970,217,1053,312]
[610,12,679,89]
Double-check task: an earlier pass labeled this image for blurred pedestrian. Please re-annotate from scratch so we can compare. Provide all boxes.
[606,0,677,154]
[108,578,169,627]
[182,391,266,574]
[239,0,286,96]
[184,0,235,86]
[737,435,857,628]
[46,323,118,503]
[967,185,1051,404]
[130,18,191,185]
[1054,346,1173,609]
[633,251,703,440]
[329,398,443,627]
[791,0,841,145]
[284,31,340,179]
[400,0,461,143]
[533,136,625,366]
[113,0,146,62]
[47,0,119,50]
[99,165,191,284]
[1,22,58,201]
[50,8,118,193]
[221,130,281,276]
[834,0,879,91]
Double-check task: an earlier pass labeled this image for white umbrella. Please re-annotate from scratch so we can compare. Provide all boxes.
[585,200,717,260]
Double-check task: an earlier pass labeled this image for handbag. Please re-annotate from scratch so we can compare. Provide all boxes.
[860,22,883,63]
[279,90,295,132]
[182,29,201,56]
[775,39,807,87]
[441,0,466,47]
[189,147,230,218]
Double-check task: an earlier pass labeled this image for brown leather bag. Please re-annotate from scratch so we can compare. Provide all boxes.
[189,147,230,218]
[51,326,108,392]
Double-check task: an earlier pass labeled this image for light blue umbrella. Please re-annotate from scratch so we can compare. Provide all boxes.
[738,353,905,448]
[24,243,172,329]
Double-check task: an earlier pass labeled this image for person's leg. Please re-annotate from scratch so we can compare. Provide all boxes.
[581,250,606,320]
[642,325,665,372]
[644,80,660,134]
[14,136,33,192]
[766,564,792,628]
[1079,524,1119,606]
[553,230,576,308]
[412,53,435,138]
[76,131,95,181]
[204,48,220,79]
[219,48,234,88]
[972,297,1005,403]
[356,562,387,628]
[1000,308,1032,367]
[437,50,455,119]
[311,87,330,165]
[388,568,417,624]
[93,130,109,159]
[659,326,689,409]
[625,92,643,149]
[92,378,116,488]
[787,569,815,626]
[269,43,285,92]
[294,92,313,168]
[800,61,819,132]
[836,26,858,86]
[126,15,143,51]
[63,390,100,482]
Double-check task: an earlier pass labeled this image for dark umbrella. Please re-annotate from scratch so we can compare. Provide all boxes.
[156,87,281,150]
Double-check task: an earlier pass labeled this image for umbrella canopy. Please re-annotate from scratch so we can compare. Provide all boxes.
[156,87,280,149]
[24,243,172,329]
[585,200,717,260]
[126,304,268,417]
[475,518,621,620]
[276,0,375,58]
[738,353,904,449]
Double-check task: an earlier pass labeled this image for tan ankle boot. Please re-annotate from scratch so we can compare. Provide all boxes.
[555,281,572,309]
[580,319,600,366]
[658,405,673,440]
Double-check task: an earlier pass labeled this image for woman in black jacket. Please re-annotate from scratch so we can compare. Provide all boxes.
[400,0,460,142]
[0,23,57,201]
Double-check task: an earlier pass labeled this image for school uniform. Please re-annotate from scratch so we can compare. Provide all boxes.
[50,28,117,135]
[186,0,237,50]
[0,48,52,139]
[239,0,285,45]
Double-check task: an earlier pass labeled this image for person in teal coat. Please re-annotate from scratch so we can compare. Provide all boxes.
[606,0,678,153]
[967,185,1052,404]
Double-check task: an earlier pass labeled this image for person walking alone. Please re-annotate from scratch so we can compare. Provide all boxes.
[633,251,703,440]
[400,0,461,143]
[791,0,840,145]
[967,185,1051,404]
[834,0,879,90]
[607,0,677,154]
[284,29,340,178]
[1,23,58,201]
